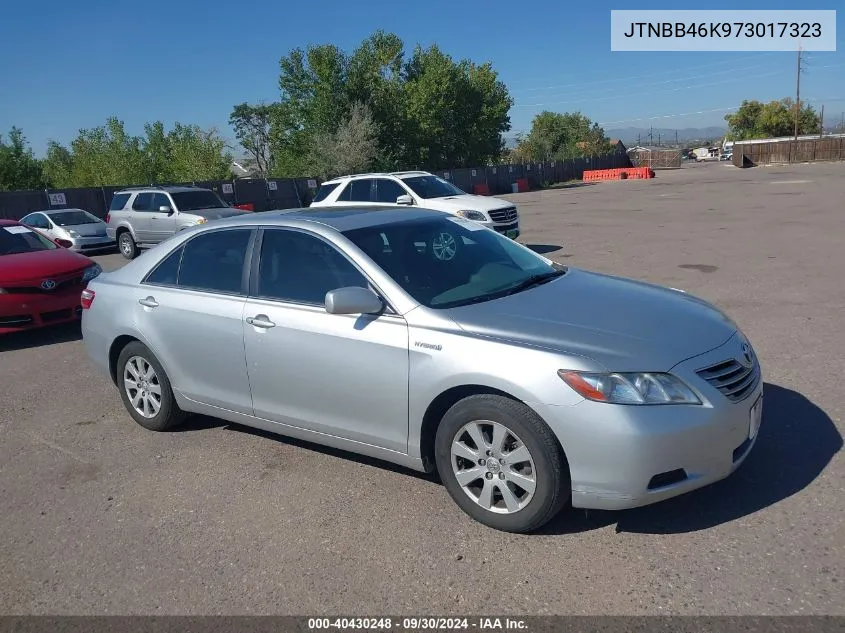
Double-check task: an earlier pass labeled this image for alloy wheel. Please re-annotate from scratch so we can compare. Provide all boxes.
[123,356,162,419]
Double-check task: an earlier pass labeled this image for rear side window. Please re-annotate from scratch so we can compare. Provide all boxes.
[110,193,131,211]
[132,193,153,212]
[177,229,252,294]
[144,247,183,286]
[311,183,339,203]
[337,179,373,202]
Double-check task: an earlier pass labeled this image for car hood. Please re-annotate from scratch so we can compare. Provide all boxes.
[185,207,249,220]
[59,222,107,237]
[445,268,737,372]
[0,248,93,283]
[420,194,514,214]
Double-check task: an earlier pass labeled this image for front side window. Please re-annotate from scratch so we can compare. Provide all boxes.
[256,229,368,305]
[151,193,172,211]
[343,217,563,309]
[400,175,465,199]
[175,229,252,294]
[374,179,408,204]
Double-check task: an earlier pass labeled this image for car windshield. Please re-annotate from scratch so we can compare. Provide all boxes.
[0,225,57,255]
[171,190,228,212]
[49,210,100,226]
[400,175,466,199]
[343,216,565,309]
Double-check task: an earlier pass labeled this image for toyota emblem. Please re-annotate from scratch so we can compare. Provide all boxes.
[740,342,753,366]
[41,279,57,290]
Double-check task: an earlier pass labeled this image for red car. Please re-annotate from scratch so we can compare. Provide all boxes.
[0,219,102,334]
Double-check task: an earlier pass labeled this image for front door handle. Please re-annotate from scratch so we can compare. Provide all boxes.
[246,314,275,329]
[139,296,159,308]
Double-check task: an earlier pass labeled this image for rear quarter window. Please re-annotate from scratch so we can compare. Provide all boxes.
[311,183,340,203]
[110,193,131,211]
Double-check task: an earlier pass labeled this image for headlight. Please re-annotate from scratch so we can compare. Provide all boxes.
[195,218,207,225]
[66,229,80,238]
[81,263,102,284]
[558,370,701,405]
[456,210,487,222]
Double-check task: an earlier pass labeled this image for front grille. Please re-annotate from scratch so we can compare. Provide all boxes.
[2,276,83,294]
[488,207,518,223]
[696,357,760,402]
[493,222,519,233]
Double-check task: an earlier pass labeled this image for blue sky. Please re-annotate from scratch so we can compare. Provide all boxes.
[1,0,842,155]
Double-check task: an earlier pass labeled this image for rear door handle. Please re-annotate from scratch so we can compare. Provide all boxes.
[246,314,275,329]
[139,297,159,308]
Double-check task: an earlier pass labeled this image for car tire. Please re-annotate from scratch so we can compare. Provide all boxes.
[116,341,187,432]
[434,394,569,533]
[118,231,139,260]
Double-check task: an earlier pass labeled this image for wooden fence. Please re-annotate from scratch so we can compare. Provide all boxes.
[733,137,845,167]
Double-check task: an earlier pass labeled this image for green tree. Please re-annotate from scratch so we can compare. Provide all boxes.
[229,103,276,177]
[164,123,232,182]
[518,111,610,162]
[307,102,380,179]
[258,31,512,176]
[0,127,46,190]
[725,98,822,140]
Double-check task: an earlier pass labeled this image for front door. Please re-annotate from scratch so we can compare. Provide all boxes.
[242,227,410,453]
[147,193,178,244]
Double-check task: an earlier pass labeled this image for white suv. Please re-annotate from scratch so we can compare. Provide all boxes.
[309,171,520,239]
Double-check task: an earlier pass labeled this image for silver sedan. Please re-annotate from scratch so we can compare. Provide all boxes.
[81,207,763,533]
[20,208,115,252]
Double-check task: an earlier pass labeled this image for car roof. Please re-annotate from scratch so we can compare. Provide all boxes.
[321,171,432,185]
[115,185,209,194]
[225,205,449,232]
[33,208,87,215]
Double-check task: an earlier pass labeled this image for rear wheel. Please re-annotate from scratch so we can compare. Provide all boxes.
[118,231,138,259]
[116,341,186,431]
[434,394,569,533]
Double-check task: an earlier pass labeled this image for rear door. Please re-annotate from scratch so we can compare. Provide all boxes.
[130,192,155,242]
[135,227,255,413]
[333,179,374,206]
[147,193,178,243]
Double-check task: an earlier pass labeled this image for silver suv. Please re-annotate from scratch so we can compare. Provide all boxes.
[106,185,247,259]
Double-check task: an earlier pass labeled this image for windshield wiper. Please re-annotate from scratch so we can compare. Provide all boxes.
[503,270,566,296]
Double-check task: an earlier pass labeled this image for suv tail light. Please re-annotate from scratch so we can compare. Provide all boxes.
[105,213,111,224]
[55,238,73,248]
[80,288,95,309]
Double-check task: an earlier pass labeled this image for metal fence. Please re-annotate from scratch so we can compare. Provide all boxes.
[628,149,682,169]
[0,152,631,221]
[733,136,845,166]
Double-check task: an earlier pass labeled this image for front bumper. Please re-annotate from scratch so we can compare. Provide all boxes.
[0,291,84,334]
[479,220,520,240]
[68,235,116,252]
[536,333,763,511]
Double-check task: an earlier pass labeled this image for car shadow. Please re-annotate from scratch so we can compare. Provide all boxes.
[0,322,82,352]
[175,415,440,484]
[539,382,841,535]
[526,244,564,255]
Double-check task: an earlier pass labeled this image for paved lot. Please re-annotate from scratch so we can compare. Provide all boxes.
[1,161,843,615]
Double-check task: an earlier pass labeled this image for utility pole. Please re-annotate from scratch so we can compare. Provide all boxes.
[819,104,824,138]
[658,133,661,147]
[675,130,679,146]
[794,46,804,140]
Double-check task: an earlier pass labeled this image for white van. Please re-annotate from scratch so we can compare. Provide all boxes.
[309,171,520,240]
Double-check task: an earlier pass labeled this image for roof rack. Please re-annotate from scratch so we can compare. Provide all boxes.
[117,184,204,191]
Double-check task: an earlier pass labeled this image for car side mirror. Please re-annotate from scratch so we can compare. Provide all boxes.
[325,287,384,315]
[159,205,174,215]
[396,195,413,206]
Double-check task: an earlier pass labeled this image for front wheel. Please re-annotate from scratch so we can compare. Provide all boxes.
[434,394,569,533]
